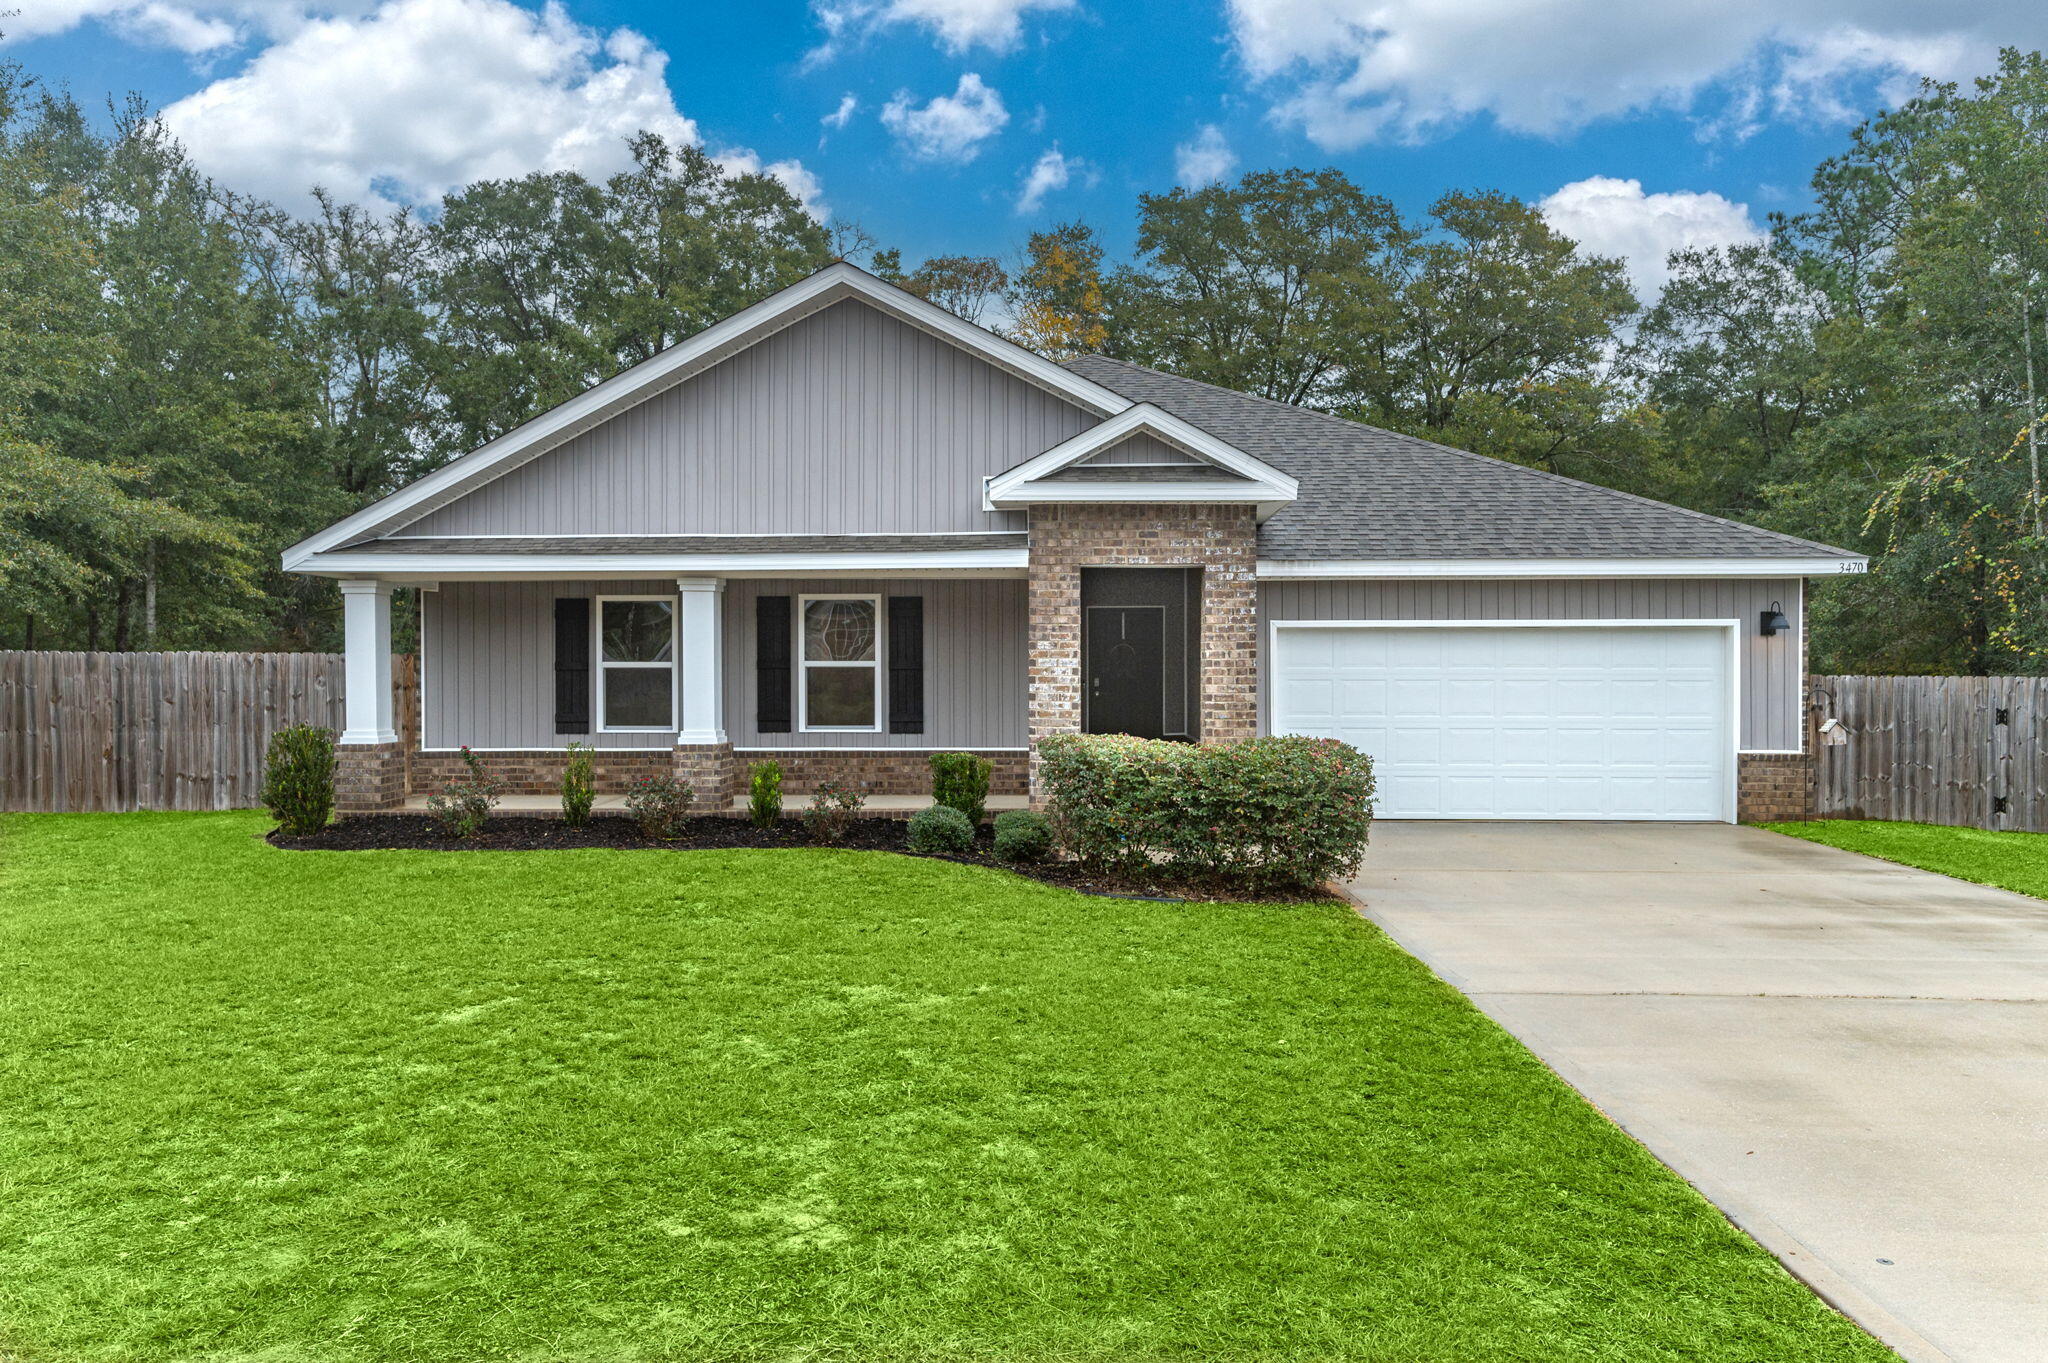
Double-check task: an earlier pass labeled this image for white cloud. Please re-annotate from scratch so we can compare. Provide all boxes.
[1,0,375,51]
[1014,143,1090,213]
[821,93,859,129]
[810,0,1072,57]
[1173,123,1236,186]
[1223,0,2045,147]
[156,0,818,217]
[880,72,1008,163]
[1536,175,1764,300]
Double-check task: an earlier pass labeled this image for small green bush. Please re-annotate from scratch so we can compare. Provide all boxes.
[426,745,503,839]
[624,773,692,840]
[261,724,335,835]
[928,752,992,826]
[804,781,865,844]
[561,742,595,827]
[906,804,975,854]
[749,760,783,829]
[992,808,1052,863]
[1036,733,1375,893]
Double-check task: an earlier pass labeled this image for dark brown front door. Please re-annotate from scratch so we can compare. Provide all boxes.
[1086,607,1164,738]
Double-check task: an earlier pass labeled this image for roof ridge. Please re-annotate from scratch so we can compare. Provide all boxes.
[1065,353,1853,559]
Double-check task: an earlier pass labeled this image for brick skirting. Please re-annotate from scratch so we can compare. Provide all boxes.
[336,742,406,812]
[1738,752,1815,823]
[737,749,1028,796]
[407,748,673,796]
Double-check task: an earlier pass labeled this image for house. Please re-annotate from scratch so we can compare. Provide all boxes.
[283,262,1866,822]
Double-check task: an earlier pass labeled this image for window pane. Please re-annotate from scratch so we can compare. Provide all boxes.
[602,601,673,662]
[604,667,672,728]
[803,599,876,662]
[805,667,875,728]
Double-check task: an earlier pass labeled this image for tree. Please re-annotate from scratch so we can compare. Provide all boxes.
[902,254,1007,323]
[1113,168,1403,406]
[1007,222,1110,360]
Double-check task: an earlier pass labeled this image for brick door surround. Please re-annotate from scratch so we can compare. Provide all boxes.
[1026,503,1259,798]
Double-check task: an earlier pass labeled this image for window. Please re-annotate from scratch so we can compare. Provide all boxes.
[799,595,880,731]
[597,597,675,731]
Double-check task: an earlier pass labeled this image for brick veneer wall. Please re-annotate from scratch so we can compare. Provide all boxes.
[739,749,1028,796]
[672,744,738,812]
[1026,503,1259,798]
[335,742,406,812]
[1738,753,1815,822]
[408,748,672,796]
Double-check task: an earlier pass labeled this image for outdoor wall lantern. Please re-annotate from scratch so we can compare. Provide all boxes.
[1759,602,1791,637]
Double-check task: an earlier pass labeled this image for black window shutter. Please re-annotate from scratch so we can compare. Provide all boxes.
[553,597,591,734]
[888,595,924,734]
[756,595,792,733]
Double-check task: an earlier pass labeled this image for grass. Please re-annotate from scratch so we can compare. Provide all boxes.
[1766,817,2048,900]
[0,813,1891,1363]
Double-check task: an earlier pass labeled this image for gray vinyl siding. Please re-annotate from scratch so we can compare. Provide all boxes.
[724,578,1026,749]
[422,576,1026,750]
[1257,578,1802,751]
[402,300,1095,537]
[1078,434,1202,465]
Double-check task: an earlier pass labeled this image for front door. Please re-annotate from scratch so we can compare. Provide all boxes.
[1086,607,1164,738]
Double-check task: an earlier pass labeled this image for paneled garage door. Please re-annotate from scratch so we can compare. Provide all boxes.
[1271,624,1734,820]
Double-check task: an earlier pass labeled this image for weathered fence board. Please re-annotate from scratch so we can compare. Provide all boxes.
[1814,675,2048,832]
[0,651,363,813]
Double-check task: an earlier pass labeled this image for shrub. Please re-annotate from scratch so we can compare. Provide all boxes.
[624,773,692,840]
[748,760,783,829]
[906,804,975,854]
[561,742,595,827]
[928,752,992,826]
[992,808,1052,863]
[425,745,503,839]
[261,724,335,835]
[1035,733,1375,893]
[804,780,865,844]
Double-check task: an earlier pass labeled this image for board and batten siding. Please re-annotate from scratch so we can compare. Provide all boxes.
[1078,433,1202,465]
[422,577,1026,750]
[1257,578,1803,752]
[400,300,1096,538]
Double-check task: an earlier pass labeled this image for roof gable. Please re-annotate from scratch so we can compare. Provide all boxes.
[284,263,1132,567]
[984,402,1298,520]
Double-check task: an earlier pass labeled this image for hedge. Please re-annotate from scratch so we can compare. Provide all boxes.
[1035,733,1374,892]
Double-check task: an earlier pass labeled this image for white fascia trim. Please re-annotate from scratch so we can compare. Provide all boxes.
[1256,556,1869,580]
[295,549,1031,576]
[994,482,1295,510]
[282,263,1132,569]
[985,403,1298,506]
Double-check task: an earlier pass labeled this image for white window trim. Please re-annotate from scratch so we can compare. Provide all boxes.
[595,594,678,733]
[797,593,883,734]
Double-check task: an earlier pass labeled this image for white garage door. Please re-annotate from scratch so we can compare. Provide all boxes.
[1272,624,1733,821]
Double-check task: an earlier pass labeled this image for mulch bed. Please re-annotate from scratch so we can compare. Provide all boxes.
[267,814,1331,904]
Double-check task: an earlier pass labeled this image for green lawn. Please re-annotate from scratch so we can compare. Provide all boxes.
[1766,818,2048,900]
[0,813,1889,1363]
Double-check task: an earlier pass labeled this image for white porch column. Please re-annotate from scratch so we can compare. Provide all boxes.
[675,577,726,745]
[338,579,396,745]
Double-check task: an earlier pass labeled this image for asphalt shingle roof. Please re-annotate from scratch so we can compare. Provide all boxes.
[1064,354,1853,561]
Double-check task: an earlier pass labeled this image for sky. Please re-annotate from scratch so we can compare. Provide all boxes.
[7,0,2047,300]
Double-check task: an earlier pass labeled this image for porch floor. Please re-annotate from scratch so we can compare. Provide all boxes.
[393,793,1031,818]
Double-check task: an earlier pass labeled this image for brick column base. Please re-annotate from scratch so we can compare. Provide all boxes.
[673,743,738,813]
[335,742,405,813]
[1737,752,1815,823]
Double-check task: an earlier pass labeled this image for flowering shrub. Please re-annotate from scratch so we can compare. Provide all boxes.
[426,745,503,839]
[1035,733,1375,892]
[804,780,865,844]
[624,773,692,840]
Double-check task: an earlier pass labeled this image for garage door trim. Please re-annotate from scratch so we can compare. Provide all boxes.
[1268,618,1742,822]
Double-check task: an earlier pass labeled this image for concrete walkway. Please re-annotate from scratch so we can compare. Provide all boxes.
[1344,823,2048,1363]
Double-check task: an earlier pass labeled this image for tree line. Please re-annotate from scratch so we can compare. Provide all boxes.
[2,50,2044,673]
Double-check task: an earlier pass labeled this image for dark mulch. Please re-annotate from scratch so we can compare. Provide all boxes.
[266,814,1332,904]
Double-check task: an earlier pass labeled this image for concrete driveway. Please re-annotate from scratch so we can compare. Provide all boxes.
[1344,822,2048,1363]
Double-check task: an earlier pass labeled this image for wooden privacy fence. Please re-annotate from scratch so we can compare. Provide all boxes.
[1813,675,2048,832]
[0,651,393,813]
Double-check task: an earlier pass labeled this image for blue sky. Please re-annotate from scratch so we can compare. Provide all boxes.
[9,0,2045,298]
